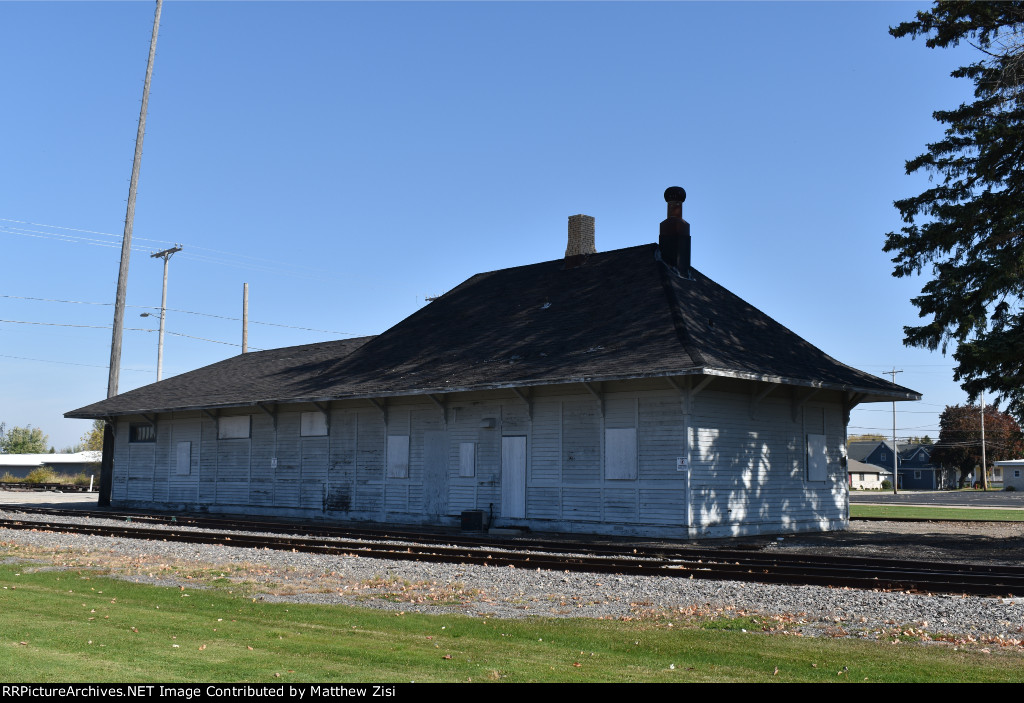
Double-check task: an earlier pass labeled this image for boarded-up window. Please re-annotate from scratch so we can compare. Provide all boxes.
[218,415,250,439]
[387,435,410,478]
[459,442,476,478]
[175,441,191,476]
[300,411,328,437]
[807,434,827,481]
[605,428,637,480]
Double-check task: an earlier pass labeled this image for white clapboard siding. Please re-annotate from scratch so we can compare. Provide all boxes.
[107,383,846,537]
[562,399,600,483]
[357,411,385,514]
[530,401,561,484]
[125,442,154,501]
[327,410,357,512]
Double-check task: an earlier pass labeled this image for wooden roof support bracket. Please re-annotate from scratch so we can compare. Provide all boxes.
[103,416,118,438]
[791,387,820,423]
[313,401,332,434]
[428,394,448,425]
[750,382,780,420]
[582,381,604,417]
[843,392,867,426]
[257,402,278,431]
[690,376,713,398]
[142,413,158,427]
[201,409,219,434]
[688,376,713,415]
[666,375,690,415]
[510,387,533,421]
[667,375,711,415]
[367,397,387,423]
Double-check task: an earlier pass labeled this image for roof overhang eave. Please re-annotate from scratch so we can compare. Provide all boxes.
[64,365,919,419]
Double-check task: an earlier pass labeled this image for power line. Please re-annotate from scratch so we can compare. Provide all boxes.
[0,354,151,373]
[0,294,355,335]
[0,217,177,245]
[0,319,149,331]
[857,409,940,414]
[0,319,259,349]
[1,217,350,282]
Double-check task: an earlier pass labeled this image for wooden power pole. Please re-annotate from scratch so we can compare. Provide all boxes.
[888,368,903,495]
[101,0,163,507]
[107,0,163,398]
[243,282,249,354]
[151,244,182,381]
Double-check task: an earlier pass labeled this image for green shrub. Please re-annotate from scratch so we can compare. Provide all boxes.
[881,479,892,490]
[0,472,21,483]
[25,466,57,484]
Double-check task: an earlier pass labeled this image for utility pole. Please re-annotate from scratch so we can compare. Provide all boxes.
[887,368,903,495]
[242,282,249,354]
[101,0,162,509]
[107,0,163,398]
[981,390,988,491]
[150,245,182,381]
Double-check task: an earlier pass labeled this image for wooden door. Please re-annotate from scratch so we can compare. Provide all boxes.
[501,435,526,519]
[423,430,448,516]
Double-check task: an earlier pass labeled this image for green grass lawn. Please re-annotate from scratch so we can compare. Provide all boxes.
[0,563,1021,683]
[850,504,1024,522]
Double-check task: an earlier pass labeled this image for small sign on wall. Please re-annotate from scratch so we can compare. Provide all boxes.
[676,457,687,471]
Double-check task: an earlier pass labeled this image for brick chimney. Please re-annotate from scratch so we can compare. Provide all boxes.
[659,186,691,275]
[565,214,596,258]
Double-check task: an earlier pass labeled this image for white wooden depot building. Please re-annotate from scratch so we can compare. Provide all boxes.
[68,190,919,538]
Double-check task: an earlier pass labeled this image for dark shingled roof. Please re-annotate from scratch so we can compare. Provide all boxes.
[67,243,919,419]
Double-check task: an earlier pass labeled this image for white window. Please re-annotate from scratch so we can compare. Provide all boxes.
[605,428,637,480]
[300,411,328,437]
[807,434,827,482]
[387,435,410,478]
[459,442,476,478]
[914,470,922,479]
[175,441,192,476]
[218,415,250,439]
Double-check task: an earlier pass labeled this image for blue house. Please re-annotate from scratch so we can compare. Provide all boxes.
[847,440,950,490]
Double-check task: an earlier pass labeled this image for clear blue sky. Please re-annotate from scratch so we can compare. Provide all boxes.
[0,1,981,450]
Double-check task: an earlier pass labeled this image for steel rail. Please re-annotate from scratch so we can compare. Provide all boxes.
[1,516,1022,597]
[6,505,1024,579]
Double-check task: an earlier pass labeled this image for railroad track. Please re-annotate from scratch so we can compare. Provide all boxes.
[1,509,1022,597]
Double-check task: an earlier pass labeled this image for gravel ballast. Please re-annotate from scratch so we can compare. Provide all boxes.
[1,509,1022,648]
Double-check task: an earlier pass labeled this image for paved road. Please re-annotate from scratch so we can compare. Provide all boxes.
[0,489,100,509]
[850,489,1024,509]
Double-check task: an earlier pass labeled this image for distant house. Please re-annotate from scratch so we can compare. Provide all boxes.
[67,189,919,538]
[994,460,1024,491]
[846,440,952,489]
[0,452,101,479]
[847,458,891,490]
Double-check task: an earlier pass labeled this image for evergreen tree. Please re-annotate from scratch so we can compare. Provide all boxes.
[885,3,1024,419]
